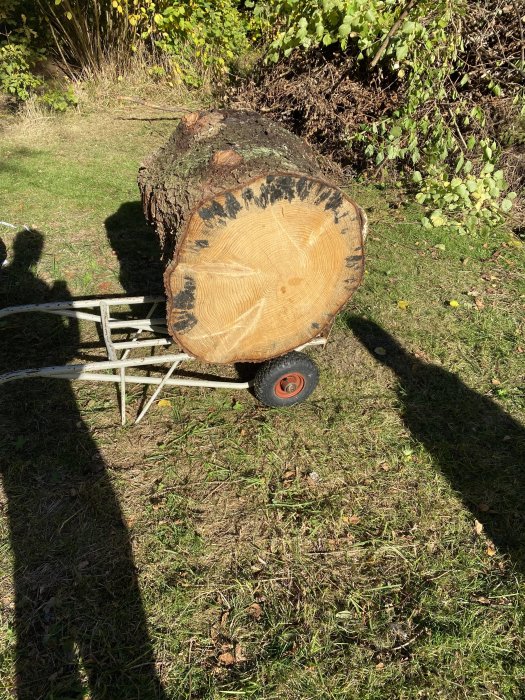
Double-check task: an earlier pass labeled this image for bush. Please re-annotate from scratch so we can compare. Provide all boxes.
[251,0,524,233]
[0,40,43,100]
[35,0,252,86]
[154,0,250,86]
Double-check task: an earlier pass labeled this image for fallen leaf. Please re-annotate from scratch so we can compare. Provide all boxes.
[448,299,460,308]
[474,519,483,536]
[374,346,387,356]
[491,378,501,386]
[397,300,410,310]
[486,543,497,557]
[477,596,491,605]
[474,297,485,310]
[218,652,235,666]
[234,644,247,662]
[157,399,171,408]
[247,603,263,620]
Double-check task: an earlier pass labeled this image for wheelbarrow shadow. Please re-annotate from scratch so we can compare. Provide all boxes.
[347,316,525,571]
[0,229,166,699]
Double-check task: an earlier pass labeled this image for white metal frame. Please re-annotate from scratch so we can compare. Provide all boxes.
[0,296,326,425]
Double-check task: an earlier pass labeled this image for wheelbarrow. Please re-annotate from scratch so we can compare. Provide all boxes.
[0,296,325,425]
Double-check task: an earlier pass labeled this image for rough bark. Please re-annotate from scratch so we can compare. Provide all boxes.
[138,109,367,364]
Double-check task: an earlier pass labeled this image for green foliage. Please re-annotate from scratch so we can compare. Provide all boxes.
[153,0,251,85]
[22,1,252,87]
[264,0,398,61]
[39,85,78,111]
[0,40,43,100]
[261,0,523,233]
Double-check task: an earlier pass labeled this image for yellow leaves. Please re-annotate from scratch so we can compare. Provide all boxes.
[448,299,460,308]
[342,514,361,525]
[157,398,171,408]
[397,299,409,310]
[473,519,497,557]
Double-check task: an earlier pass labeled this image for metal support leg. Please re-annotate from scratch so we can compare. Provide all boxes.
[135,360,182,425]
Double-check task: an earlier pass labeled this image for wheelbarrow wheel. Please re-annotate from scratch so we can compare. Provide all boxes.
[253,351,319,407]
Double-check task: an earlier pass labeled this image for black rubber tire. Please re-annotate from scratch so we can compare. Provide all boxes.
[253,351,319,408]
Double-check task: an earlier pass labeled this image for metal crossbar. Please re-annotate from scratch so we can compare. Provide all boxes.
[0,295,326,425]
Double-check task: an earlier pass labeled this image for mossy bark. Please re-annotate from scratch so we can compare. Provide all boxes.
[138,109,323,262]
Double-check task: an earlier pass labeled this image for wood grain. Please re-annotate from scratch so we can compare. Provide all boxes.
[165,174,365,363]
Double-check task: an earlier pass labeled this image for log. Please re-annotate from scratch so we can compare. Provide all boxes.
[138,109,367,364]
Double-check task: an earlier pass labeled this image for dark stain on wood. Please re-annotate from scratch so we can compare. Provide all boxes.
[172,275,196,310]
[346,255,363,269]
[242,187,255,208]
[325,190,343,212]
[296,176,314,201]
[171,275,198,333]
[224,192,242,219]
[171,311,197,333]
[199,200,227,223]
[250,175,300,209]
[195,239,209,249]
[314,185,331,206]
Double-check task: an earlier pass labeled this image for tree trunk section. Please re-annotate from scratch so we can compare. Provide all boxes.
[138,109,367,364]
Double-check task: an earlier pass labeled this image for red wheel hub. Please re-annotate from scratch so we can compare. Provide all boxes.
[274,372,305,399]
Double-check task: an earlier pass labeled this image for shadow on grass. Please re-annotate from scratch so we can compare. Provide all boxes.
[0,230,166,699]
[105,201,164,295]
[348,316,525,569]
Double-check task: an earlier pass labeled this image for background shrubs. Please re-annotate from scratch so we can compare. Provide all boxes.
[0,0,523,234]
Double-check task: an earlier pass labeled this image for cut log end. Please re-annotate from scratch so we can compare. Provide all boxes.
[165,173,365,363]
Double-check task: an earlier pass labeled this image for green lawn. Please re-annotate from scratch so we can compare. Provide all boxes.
[0,105,524,699]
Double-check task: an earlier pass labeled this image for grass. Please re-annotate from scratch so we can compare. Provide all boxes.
[0,101,524,699]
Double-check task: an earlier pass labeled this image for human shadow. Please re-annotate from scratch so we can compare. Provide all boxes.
[0,230,166,699]
[104,201,164,295]
[347,316,525,569]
